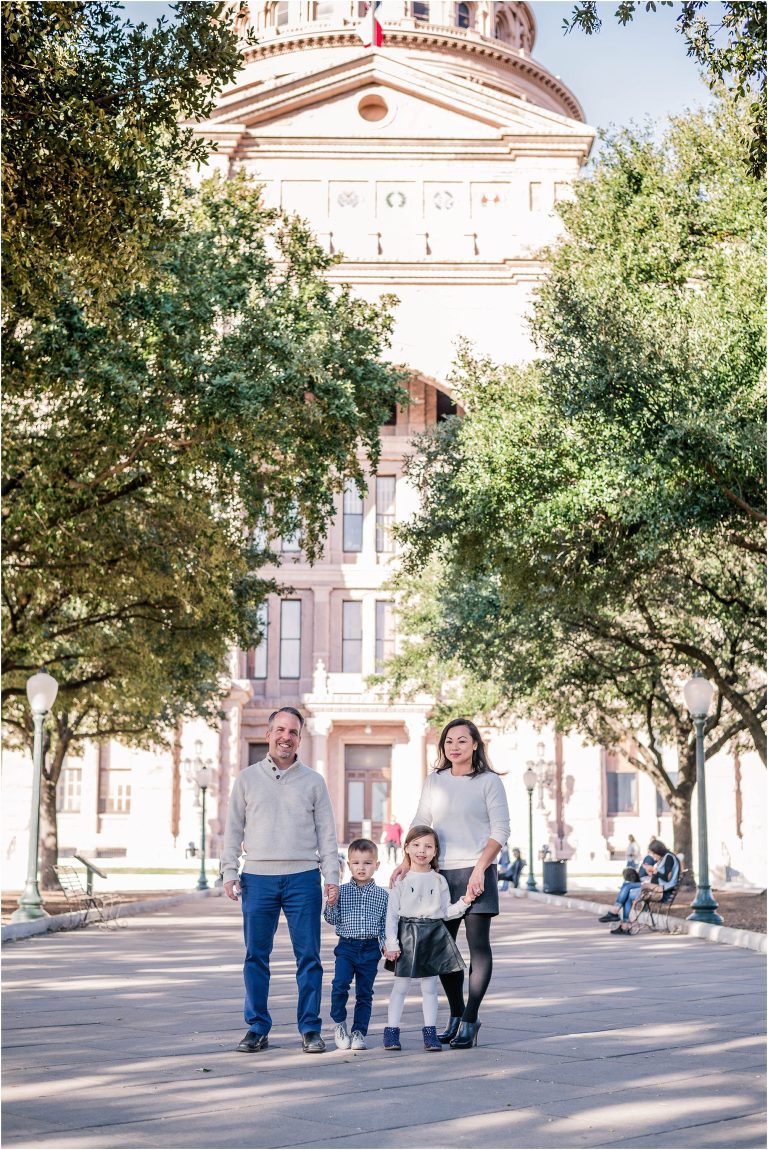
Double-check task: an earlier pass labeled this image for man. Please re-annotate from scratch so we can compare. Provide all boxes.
[222,707,340,1054]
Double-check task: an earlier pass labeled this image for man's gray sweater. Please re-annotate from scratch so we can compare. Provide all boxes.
[221,755,340,886]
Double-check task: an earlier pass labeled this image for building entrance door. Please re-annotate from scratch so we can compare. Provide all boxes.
[344,744,391,844]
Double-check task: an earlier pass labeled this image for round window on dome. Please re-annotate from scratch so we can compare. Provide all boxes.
[357,94,389,122]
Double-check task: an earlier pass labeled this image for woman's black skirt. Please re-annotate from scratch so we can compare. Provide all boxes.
[441,865,499,916]
[385,917,467,978]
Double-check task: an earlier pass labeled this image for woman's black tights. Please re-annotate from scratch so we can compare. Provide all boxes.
[439,914,492,1024]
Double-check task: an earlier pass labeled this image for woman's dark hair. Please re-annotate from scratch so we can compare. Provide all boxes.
[403,825,441,872]
[648,839,669,856]
[434,717,501,777]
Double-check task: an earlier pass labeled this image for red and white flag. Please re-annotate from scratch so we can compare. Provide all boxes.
[358,1,383,48]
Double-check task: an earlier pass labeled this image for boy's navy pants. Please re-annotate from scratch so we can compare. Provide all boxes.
[330,936,381,1035]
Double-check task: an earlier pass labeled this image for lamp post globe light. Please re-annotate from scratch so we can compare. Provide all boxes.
[523,766,537,892]
[683,672,723,926]
[11,671,59,923]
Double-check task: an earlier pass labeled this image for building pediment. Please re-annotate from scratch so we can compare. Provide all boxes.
[195,51,593,154]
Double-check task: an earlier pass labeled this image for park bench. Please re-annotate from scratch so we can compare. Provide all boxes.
[628,878,684,935]
[54,857,122,928]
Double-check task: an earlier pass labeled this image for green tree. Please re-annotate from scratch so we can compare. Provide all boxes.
[3,173,405,882]
[564,2,767,175]
[379,100,765,863]
[2,0,252,319]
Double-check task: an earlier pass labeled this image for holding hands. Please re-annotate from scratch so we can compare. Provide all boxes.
[466,865,486,901]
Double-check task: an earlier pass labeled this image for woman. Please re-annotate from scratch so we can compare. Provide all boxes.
[391,718,510,1048]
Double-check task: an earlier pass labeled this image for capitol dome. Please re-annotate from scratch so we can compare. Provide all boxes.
[228,1,583,121]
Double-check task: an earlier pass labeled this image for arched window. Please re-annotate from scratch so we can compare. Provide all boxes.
[457,2,470,29]
[413,2,429,21]
[275,0,290,27]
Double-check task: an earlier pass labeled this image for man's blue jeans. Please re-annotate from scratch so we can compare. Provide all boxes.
[330,937,381,1035]
[240,869,323,1035]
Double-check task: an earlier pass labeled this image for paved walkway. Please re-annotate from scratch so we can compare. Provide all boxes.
[2,896,765,1149]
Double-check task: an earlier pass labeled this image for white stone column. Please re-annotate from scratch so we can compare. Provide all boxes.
[406,715,428,783]
[306,715,332,781]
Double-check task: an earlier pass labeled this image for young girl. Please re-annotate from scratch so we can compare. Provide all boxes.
[383,825,473,1051]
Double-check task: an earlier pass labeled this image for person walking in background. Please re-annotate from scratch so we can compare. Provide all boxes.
[222,707,340,1054]
[391,718,510,1049]
[324,838,388,1051]
[625,834,640,867]
[383,826,474,1051]
[383,816,403,864]
[498,843,511,892]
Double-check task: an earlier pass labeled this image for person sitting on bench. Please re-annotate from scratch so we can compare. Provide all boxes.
[599,840,680,935]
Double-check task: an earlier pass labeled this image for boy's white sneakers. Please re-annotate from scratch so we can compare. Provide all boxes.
[350,1030,366,1050]
[334,1023,352,1050]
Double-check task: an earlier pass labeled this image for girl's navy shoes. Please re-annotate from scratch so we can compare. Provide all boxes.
[422,1026,442,1051]
[383,1026,401,1050]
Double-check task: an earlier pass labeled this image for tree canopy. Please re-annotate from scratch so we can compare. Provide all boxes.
[379,99,765,859]
[2,0,252,319]
[3,172,405,738]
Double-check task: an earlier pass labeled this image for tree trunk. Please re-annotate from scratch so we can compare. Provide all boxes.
[39,773,61,890]
[39,723,69,891]
[669,794,695,887]
[671,735,698,888]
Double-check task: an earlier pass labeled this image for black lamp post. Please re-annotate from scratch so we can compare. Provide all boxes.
[683,672,723,925]
[523,767,537,891]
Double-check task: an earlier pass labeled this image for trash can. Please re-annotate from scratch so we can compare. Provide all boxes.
[542,860,567,895]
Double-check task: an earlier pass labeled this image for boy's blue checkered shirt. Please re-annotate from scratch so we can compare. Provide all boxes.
[324,879,388,952]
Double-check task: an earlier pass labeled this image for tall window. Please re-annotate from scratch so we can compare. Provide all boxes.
[343,479,364,552]
[342,600,363,672]
[246,602,269,679]
[275,1,290,26]
[375,600,395,672]
[413,1,429,19]
[457,2,470,28]
[281,528,301,553]
[99,768,131,814]
[605,750,638,815]
[375,476,396,553]
[56,765,82,813]
[280,600,301,678]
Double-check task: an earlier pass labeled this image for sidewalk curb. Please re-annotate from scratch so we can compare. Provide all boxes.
[517,889,767,953]
[1,887,222,944]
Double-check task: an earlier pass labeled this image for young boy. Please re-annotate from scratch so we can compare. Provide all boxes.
[324,838,388,1050]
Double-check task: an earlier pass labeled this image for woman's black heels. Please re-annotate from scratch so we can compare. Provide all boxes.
[450,1020,481,1049]
[437,1016,462,1044]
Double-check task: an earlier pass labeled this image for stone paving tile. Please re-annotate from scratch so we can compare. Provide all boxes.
[3,896,765,1149]
[602,1110,768,1149]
